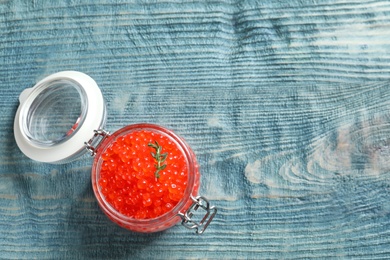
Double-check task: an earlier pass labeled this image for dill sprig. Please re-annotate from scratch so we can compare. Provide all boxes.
[148,141,168,179]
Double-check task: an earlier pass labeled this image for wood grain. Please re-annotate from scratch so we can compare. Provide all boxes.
[2,0,390,259]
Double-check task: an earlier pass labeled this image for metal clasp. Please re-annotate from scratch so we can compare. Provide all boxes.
[179,195,217,234]
[84,129,110,156]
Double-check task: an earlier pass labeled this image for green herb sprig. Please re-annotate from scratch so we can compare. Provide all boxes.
[148,141,168,179]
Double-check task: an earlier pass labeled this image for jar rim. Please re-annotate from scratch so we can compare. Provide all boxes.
[91,123,198,229]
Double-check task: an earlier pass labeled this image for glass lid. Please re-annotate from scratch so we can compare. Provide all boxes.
[14,71,106,164]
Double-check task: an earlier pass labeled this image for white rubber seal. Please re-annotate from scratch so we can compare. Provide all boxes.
[14,71,106,163]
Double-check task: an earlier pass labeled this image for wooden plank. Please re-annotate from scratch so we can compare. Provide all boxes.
[1,0,390,259]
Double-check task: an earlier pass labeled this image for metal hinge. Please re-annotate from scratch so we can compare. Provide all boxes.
[179,195,217,234]
[84,129,110,156]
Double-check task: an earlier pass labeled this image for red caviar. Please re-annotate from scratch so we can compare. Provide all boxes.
[98,129,189,219]
[92,124,200,233]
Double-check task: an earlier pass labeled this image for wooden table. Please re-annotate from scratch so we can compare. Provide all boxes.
[1,1,390,259]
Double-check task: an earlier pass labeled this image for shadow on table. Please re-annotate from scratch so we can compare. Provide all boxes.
[66,184,163,259]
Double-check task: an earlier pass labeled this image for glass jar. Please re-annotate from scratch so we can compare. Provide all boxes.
[14,71,216,234]
[92,123,204,233]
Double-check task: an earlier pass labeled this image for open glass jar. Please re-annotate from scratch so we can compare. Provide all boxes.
[14,71,216,234]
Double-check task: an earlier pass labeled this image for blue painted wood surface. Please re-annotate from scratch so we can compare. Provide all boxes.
[2,0,390,259]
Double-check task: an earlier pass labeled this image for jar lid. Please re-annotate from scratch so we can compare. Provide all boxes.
[14,71,106,164]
